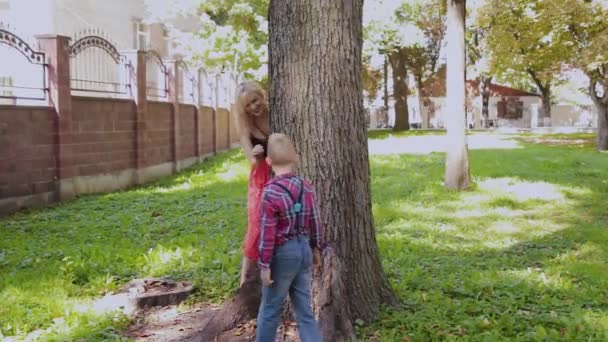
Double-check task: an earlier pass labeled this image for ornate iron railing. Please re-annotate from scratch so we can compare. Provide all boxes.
[69,30,130,95]
[145,50,169,100]
[177,60,197,104]
[0,23,47,102]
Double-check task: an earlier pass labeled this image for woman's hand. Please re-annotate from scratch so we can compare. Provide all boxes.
[251,144,265,165]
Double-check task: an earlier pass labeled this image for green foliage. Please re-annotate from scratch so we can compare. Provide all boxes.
[478,0,573,92]
[164,0,269,79]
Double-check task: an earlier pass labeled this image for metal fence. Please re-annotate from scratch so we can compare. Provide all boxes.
[0,23,47,103]
[0,24,243,108]
[145,49,169,100]
[69,30,130,96]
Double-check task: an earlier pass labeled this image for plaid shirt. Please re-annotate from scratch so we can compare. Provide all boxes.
[258,173,323,269]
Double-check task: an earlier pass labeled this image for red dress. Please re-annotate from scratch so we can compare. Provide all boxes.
[242,139,271,260]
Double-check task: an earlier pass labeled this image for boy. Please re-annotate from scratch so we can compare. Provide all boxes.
[256,133,323,342]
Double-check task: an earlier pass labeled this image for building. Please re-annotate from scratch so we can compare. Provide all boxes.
[0,0,237,107]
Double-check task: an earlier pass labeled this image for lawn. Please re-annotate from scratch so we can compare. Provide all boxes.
[1,132,607,341]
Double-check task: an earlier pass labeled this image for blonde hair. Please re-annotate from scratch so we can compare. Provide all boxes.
[268,133,297,167]
[233,81,268,135]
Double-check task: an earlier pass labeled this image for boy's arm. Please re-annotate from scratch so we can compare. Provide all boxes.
[258,188,278,269]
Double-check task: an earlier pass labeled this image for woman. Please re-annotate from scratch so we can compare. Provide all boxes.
[232,81,271,286]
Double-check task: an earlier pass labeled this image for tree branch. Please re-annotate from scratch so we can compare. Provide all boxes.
[589,77,600,106]
[526,68,546,94]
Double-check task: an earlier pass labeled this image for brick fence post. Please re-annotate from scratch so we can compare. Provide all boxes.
[36,35,75,201]
[168,58,181,172]
[124,50,147,184]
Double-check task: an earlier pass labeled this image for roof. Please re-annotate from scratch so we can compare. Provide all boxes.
[420,65,540,98]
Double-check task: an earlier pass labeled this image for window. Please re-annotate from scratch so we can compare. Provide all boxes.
[497,98,524,119]
[132,20,149,50]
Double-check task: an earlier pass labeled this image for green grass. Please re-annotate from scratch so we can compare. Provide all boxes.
[1,133,607,341]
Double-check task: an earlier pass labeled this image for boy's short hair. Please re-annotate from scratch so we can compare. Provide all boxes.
[268,133,297,167]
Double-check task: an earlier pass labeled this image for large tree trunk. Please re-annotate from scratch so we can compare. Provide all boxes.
[389,49,410,131]
[269,0,397,341]
[196,265,261,340]
[444,0,470,190]
[479,75,492,128]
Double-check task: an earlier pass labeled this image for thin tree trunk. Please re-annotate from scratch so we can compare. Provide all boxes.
[540,87,552,127]
[445,0,470,190]
[527,69,552,127]
[269,0,397,341]
[479,75,492,128]
[415,74,428,129]
[389,49,410,131]
[384,55,389,126]
[589,78,608,151]
[597,103,608,151]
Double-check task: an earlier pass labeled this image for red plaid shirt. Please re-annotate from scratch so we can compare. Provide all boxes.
[258,173,323,269]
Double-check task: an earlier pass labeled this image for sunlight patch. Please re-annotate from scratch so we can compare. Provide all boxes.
[489,221,522,234]
[217,164,246,181]
[504,268,574,290]
[478,178,567,201]
[153,181,192,194]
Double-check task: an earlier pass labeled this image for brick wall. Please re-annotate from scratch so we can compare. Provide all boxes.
[178,104,197,159]
[0,106,57,201]
[215,108,230,151]
[199,106,215,155]
[229,109,239,145]
[146,101,174,167]
[70,97,136,176]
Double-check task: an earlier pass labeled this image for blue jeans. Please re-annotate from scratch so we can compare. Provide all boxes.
[256,237,322,342]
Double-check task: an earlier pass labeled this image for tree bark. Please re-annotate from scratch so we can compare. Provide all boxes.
[269,0,397,340]
[597,103,608,151]
[479,75,492,128]
[415,73,428,129]
[445,0,470,190]
[389,49,410,131]
[383,55,390,127]
[527,69,552,127]
[589,78,608,151]
[196,264,261,341]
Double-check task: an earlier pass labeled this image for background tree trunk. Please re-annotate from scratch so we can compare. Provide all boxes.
[444,0,470,190]
[384,55,389,127]
[479,75,492,128]
[389,49,410,131]
[597,103,608,151]
[589,78,608,151]
[540,87,552,127]
[269,0,397,340]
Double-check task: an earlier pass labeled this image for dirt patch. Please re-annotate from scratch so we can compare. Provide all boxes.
[126,305,299,342]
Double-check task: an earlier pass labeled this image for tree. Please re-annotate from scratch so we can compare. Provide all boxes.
[362,57,383,106]
[396,0,447,129]
[364,0,425,131]
[551,0,608,150]
[467,5,494,128]
[269,0,397,340]
[445,0,470,190]
[146,0,269,79]
[479,0,574,127]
